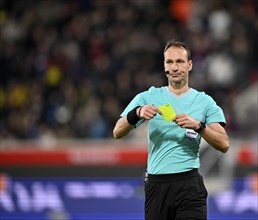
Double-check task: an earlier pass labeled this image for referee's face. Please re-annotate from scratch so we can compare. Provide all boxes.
[164,47,192,85]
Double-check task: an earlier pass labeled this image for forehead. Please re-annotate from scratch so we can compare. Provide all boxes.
[164,46,188,59]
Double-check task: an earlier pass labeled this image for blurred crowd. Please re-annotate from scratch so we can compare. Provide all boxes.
[0,0,257,140]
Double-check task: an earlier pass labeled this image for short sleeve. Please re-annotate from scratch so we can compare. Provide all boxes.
[205,96,226,127]
[120,92,147,127]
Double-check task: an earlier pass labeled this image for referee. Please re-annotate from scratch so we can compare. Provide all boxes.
[113,39,229,220]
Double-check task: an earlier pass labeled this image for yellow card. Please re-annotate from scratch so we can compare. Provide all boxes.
[158,104,176,122]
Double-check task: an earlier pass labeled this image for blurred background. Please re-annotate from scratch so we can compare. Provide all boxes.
[0,0,257,219]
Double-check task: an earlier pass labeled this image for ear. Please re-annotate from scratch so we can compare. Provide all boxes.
[188,60,193,71]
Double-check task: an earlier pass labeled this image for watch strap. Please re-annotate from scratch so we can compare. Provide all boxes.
[195,122,206,133]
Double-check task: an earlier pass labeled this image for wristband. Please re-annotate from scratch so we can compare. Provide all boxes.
[137,106,143,117]
[127,106,141,126]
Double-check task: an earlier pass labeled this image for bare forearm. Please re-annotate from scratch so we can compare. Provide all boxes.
[113,117,134,139]
[173,114,229,153]
[200,124,229,153]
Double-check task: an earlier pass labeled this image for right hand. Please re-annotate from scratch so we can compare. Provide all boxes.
[137,105,162,120]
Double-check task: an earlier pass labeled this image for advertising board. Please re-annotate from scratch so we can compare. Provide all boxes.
[0,173,257,220]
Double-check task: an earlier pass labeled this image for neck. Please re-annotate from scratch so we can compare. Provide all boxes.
[168,83,189,95]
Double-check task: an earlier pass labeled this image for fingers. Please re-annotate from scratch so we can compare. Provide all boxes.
[173,114,186,123]
[149,105,162,115]
[173,116,186,127]
[156,108,163,115]
[138,107,198,130]
[173,114,190,125]
[141,105,161,120]
[173,114,198,129]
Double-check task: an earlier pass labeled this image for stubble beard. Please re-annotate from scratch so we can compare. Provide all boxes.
[168,77,186,89]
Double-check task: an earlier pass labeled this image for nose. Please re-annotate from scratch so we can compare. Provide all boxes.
[171,63,178,71]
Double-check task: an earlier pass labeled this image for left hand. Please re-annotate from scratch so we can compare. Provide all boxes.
[173,114,200,130]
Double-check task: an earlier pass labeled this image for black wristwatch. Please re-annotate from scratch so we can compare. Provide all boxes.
[195,121,206,133]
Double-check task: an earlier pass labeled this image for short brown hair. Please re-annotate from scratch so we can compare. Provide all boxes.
[164,39,192,60]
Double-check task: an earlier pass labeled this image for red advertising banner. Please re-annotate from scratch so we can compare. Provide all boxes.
[0,147,148,166]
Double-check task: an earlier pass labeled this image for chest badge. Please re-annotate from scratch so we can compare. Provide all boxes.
[185,129,198,141]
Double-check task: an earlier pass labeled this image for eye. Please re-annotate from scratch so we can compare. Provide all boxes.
[177,59,185,63]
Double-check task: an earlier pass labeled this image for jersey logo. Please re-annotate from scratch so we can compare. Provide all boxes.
[185,129,198,141]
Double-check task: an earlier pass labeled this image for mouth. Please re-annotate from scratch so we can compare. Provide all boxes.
[169,74,181,78]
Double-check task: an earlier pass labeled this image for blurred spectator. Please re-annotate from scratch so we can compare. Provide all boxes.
[0,0,257,139]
